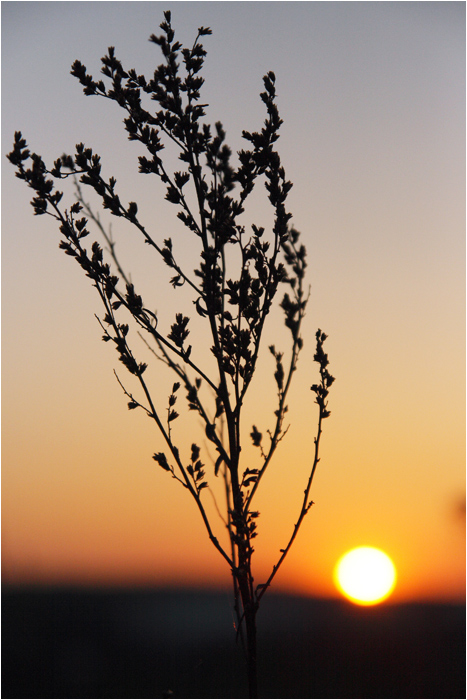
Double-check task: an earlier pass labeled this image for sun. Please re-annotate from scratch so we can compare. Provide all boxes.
[334,546,397,606]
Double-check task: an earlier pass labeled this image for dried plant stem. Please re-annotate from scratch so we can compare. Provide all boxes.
[8,11,334,697]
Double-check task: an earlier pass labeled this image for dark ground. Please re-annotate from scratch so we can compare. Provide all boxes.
[2,586,465,699]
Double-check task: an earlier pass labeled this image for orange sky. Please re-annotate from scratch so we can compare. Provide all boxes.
[2,2,465,603]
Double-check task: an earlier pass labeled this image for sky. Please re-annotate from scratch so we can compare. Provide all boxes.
[2,1,465,603]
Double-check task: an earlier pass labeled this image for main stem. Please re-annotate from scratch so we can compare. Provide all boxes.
[229,442,258,698]
[237,567,258,698]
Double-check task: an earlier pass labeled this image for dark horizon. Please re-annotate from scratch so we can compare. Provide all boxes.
[3,585,465,698]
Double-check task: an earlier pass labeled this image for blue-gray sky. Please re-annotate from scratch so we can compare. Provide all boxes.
[3,2,465,600]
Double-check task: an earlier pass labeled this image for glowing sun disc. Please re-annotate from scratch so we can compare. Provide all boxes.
[334,547,397,605]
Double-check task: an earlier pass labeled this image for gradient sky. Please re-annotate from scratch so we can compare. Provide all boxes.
[2,1,465,602]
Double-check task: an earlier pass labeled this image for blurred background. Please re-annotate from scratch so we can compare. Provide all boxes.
[2,2,465,697]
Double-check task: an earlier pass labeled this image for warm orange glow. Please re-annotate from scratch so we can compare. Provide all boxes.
[334,547,397,605]
[2,3,464,605]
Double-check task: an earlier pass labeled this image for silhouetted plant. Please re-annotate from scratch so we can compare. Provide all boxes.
[8,11,334,698]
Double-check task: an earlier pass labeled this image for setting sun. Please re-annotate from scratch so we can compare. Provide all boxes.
[334,547,397,606]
